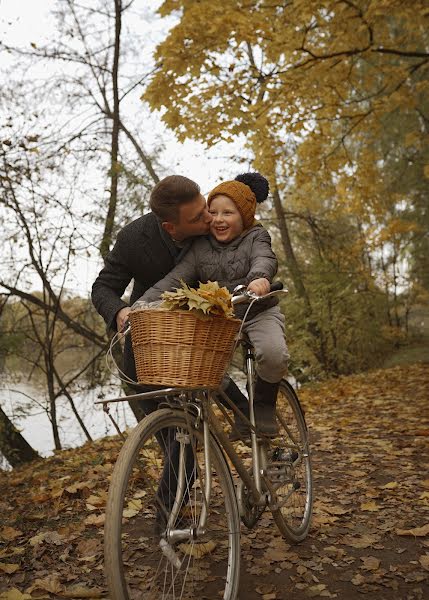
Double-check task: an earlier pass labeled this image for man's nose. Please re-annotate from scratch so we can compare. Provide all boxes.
[204,209,213,223]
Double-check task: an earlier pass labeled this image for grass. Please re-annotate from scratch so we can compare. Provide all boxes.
[382,339,429,368]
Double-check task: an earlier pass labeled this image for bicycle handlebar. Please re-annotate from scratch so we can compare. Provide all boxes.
[231,281,288,305]
[120,282,288,333]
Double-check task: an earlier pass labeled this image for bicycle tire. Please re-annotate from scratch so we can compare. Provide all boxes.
[269,380,313,542]
[104,405,241,600]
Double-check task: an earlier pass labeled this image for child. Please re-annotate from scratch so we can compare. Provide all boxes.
[136,172,289,437]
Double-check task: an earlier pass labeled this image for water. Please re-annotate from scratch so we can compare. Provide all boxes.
[1,370,299,469]
[0,377,136,467]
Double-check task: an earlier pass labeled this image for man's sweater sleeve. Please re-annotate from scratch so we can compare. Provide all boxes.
[91,228,133,331]
[138,248,199,304]
[244,228,278,285]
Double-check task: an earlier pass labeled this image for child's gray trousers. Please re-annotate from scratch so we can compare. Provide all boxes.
[241,305,289,383]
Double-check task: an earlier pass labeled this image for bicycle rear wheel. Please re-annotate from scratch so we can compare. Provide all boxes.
[104,405,240,600]
[269,380,313,542]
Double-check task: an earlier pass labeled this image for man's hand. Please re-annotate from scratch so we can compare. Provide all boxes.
[247,278,270,296]
[116,306,131,332]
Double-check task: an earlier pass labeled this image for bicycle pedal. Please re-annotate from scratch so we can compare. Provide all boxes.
[271,448,299,463]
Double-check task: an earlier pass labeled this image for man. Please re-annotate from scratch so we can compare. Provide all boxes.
[92,175,211,386]
[92,174,246,405]
[92,174,247,527]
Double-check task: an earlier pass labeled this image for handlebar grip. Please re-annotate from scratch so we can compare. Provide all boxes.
[270,281,284,292]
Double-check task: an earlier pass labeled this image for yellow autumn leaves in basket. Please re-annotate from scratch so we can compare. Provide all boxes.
[161,280,234,319]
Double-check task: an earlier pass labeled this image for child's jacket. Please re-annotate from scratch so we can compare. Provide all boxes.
[140,224,278,319]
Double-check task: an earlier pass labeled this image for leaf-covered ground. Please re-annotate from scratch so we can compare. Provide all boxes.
[0,363,428,600]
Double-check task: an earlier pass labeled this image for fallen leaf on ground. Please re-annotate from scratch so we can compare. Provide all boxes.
[85,494,106,507]
[0,548,24,560]
[351,573,366,585]
[84,513,105,527]
[61,584,104,598]
[360,556,381,570]
[76,538,102,558]
[360,501,379,512]
[396,523,429,537]
[178,540,216,558]
[0,527,22,541]
[381,482,398,489]
[64,480,96,495]
[341,534,379,548]
[122,498,142,518]
[27,573,64,594]
[0,563,20,574]
[0,589,32,600]
[29,530,64,546]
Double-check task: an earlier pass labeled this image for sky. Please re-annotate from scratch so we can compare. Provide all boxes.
[0,0,250,295]
[0,2,251,462]
[0,0,245,193]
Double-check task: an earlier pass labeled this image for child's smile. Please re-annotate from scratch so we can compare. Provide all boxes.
[209,195,244,243]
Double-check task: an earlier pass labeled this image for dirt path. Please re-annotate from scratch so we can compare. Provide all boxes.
[0,363,428,599]
[237,363,429,599]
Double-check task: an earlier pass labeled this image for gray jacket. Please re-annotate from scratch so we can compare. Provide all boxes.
[140,224,278,318]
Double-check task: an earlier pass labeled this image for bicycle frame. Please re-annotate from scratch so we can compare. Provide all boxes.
[99,287,291,535]
[205,342,271,507]
[98,335,278,526]
[102,286,313,600]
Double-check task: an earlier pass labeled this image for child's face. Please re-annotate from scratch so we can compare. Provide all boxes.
[209,195,244,243]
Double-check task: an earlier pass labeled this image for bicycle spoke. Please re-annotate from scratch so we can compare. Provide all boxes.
[105,407,240,600]
[269,381,313,542]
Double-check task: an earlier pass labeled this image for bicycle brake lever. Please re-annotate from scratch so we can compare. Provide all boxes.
[120,321,131,335]
[232,284,247,295]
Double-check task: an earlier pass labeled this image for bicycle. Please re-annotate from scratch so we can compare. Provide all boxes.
[100,284,313,600]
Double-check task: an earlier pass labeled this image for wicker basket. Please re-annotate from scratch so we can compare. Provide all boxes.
[129,308,241,388]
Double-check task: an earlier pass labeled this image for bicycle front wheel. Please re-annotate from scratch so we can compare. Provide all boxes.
[269,380,313,542]
[104,406,240,600]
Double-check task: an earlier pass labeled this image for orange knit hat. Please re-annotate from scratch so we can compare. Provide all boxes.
[207,180,257,230]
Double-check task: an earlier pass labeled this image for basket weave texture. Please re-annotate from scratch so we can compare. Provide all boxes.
[129,309,240,387]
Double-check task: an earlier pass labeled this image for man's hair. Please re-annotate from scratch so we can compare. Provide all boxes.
[150,175,201,222]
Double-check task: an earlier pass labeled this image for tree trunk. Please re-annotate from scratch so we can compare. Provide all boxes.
[0,404,40,467]
[272,183,328,367]
[272,185,312,314]
[100,0,122,258]
[46,361,61,450]
[380,255,393,327]
[391,245,401,329]
[63,388,93,442]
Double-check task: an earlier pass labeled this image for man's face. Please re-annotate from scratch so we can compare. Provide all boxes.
[163,194,212,241]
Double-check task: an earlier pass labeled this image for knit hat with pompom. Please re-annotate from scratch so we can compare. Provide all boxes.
[207,172,269,230]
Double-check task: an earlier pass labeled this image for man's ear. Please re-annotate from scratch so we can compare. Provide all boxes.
[162,221,176,237]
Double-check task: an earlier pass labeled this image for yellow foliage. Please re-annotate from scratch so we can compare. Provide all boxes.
[144,0,428,304]
[161,280,235,318]
[145,1,427,212]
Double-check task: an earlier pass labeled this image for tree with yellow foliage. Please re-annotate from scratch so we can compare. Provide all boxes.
[142,0,428,375]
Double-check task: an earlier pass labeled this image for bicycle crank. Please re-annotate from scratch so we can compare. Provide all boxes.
[236,480,267,528]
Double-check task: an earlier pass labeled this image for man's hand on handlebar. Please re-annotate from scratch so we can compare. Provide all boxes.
[116,306,131,333]
[247,278,270,296]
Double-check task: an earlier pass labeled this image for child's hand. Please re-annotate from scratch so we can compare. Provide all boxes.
[247,278,270,296]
